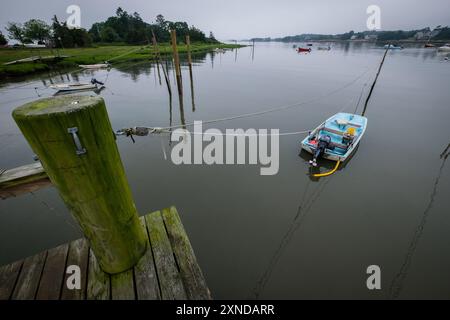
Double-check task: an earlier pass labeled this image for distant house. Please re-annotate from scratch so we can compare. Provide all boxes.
[24,43,47,48]
[350,35,358,40]
[364,34,378,41]
[415,29,431,40]
[430,26,443,38]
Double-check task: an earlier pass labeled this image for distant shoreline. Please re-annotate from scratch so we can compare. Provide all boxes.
[245,39,449,44]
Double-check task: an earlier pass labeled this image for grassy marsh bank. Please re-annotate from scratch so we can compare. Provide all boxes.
[0,43,243,78]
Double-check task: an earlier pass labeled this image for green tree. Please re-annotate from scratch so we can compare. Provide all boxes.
[6,22,25,44]
[23,19,51,43]
[89,22,105,42]
[189,26,206,42]
[52,15,92,48]
[433,27,450,40]
[100,26,120,42]
[208,31,218,43]
[0,31,7,45]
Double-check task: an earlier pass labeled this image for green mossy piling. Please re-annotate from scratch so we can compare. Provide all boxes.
[12,95,147,274]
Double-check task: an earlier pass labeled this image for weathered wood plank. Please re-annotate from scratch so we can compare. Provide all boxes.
[134,217,161,300]
[146,211,187,300]
[111,269,135,300]
[11,251,47,300]
[0,177,51,200]
[87,249,110,300]
[162,207,212,300]
[0,260,23,300]
[61,238,89,300]
[36,243,69,300]
[0,162,47,190]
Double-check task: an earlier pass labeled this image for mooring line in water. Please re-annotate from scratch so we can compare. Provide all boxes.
[250,176,333,299]
[361,45,390,117]
[122,66,374,132]
[118,91,364,141]
[389,144,449,299]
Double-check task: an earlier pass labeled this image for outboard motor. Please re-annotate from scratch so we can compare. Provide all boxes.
[309,135,334,167]
[91,78,104,86]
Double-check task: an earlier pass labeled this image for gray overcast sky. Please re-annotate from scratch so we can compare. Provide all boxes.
[1,0,449,40]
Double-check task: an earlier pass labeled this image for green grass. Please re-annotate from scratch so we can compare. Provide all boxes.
[0,42,244,78]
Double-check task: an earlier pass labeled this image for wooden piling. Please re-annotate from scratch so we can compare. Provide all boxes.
[186,35,192,67]
[151,31,162,86]
[186,35,195,112]
[12,95,147,274]
[170,30,183,95]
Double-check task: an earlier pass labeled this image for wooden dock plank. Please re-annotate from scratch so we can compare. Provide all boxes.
[87,249,110,300]
[134,217,161,300]
[111,269,135,300]
[0,162,50,200]
[146,211,187,300]
[36,244,69,300]
[61,238,89,300]
[0,260,23,300]
[0,206,211,300]
[11,251,47,300]
[0,162,47,189]
[162,207,212,300]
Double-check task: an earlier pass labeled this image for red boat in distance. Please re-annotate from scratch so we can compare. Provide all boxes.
[297,47,311,53]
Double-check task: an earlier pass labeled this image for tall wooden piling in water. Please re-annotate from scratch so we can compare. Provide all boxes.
[12,95,147,274]
[186,35,193,67]
[170,29,183,95]
[186,35,196,112]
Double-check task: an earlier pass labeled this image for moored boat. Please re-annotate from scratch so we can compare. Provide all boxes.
[301,112,367,165]
[438,44,450,52]
[424,43,435,48]
[384,44,403,50]
[297,47,311,53]
[50,83,98,93]
[317,46,331,50]
[79,63,110,69]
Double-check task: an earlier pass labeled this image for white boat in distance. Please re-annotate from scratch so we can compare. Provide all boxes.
[78,63,110,69]
[49,83,98,93]
[437,44,450,52]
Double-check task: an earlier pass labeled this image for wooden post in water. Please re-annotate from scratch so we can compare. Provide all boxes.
[12,95,147,274]
[151,31,162,86]
[186,35,196,112]
[186,35,192,67]
[170,29,183,95]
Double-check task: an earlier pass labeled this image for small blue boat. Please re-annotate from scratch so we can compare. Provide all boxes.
[301,112,368,164]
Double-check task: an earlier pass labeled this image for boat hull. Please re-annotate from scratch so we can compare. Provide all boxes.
[50,83,98,92]
[301,112,368,162]
[79,64,109,69]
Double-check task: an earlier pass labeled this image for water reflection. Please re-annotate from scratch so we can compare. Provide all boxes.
[389,143,450,299]
[251,175,333,299]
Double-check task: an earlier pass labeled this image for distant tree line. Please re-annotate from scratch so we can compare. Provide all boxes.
[3,7,218,47]
[251,26,450,42]
[88,8,217,44]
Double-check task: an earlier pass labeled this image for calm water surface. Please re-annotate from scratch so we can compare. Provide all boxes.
[1,42,449,299]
